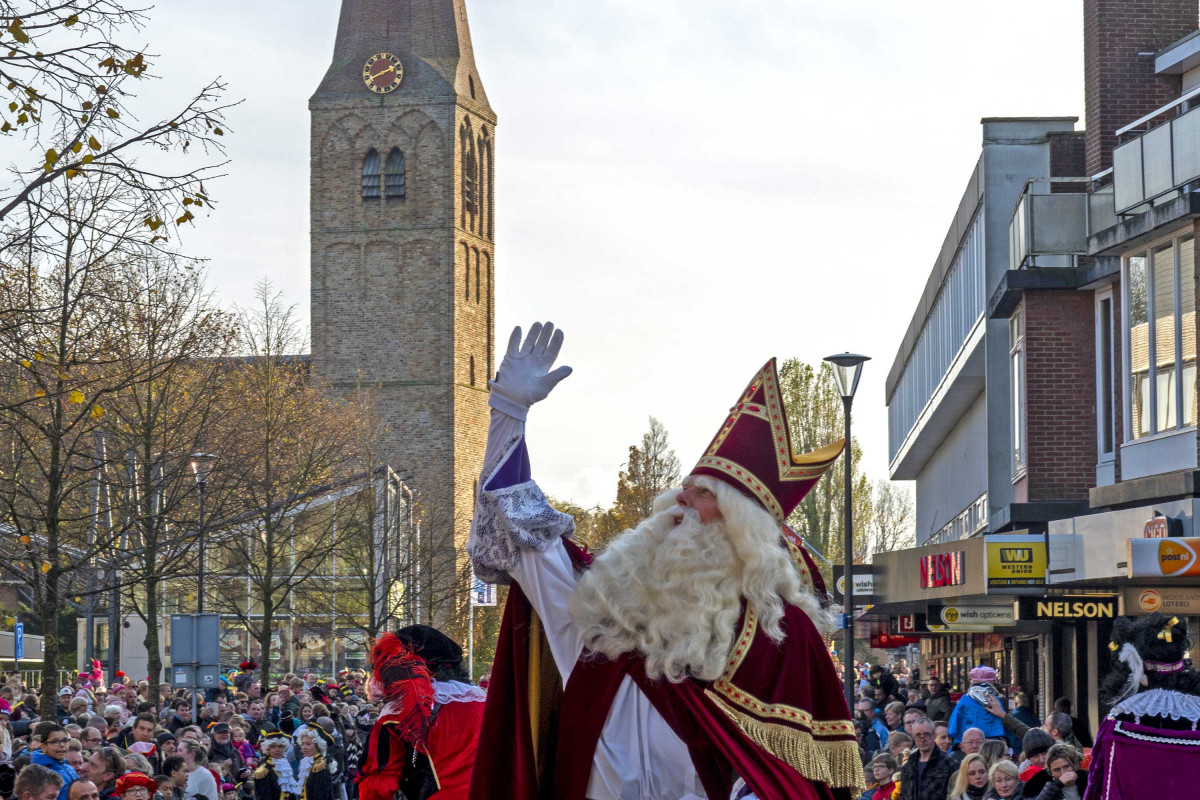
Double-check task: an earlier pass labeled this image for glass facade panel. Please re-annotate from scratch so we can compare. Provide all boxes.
[1098,296,1114,455]
[1154,244,1177,431]
[1182,237,1197,427]
[1128,255,1150,438]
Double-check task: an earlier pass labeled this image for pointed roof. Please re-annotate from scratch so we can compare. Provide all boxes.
[313,0,492,116]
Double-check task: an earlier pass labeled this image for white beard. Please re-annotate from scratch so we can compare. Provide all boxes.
[569,501,745,683]
[568,479,831,683]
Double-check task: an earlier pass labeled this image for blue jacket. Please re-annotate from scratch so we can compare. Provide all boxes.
[32,751,79,800]
[870,717,891,752]
[947,692,1006,744]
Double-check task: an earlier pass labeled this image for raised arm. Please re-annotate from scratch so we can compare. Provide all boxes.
[467,323,583,680]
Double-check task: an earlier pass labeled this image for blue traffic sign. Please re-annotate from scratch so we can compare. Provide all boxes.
[13,623,23,660]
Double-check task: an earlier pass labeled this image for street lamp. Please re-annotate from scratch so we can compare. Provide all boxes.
[190,453,216,614]
[823,352,869,711]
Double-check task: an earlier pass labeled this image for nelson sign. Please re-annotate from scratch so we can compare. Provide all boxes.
[1016,596,1117,621]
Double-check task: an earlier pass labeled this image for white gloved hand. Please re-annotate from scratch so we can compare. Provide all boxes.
[488,322,572,421]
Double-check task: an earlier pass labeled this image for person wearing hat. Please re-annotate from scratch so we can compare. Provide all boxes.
[294,727,335,800]
[208,723,247,780]
[155,732,177,760]
[465,325,861,800]
[114,773,156,800]
[947,666,1006,747]
[1019,729,1055,782]
[357,626,484,800]
[1079,613,1200,799]
[252,731,298,800]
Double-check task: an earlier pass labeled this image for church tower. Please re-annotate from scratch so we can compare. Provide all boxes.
[310,0,495,622]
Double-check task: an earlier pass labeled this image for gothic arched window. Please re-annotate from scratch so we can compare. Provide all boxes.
[361,149,381,198]
[461,121,478,227]
[469,355,476,386]
[384,148,406,198]
[478,128,490,237]
[462,242,471,300]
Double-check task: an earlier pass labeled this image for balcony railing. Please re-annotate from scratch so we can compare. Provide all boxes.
[1009,178,1090,270]
[1113,101,1200,215]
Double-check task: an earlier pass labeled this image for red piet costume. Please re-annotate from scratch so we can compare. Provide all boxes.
[466,335,863,800]
[357,629,486,800]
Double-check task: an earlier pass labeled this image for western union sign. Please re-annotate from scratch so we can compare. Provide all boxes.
[985,534,1047,592]
[1016,596,1117,621]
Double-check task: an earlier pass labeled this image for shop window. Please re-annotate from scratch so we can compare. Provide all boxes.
[1124,234,1197,439]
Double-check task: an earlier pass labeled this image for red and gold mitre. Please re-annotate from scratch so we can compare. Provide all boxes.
[692,359,845,522]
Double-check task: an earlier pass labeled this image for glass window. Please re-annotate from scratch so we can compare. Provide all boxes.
[384,149,406,198]
[1125,233,1199,441]
[1154,243,1177,431]
[1127,254,1150,438]
[1182,236,1197,427]
[361,149,381,198]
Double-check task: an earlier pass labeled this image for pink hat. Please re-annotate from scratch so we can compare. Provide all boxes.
[969,665,997,682]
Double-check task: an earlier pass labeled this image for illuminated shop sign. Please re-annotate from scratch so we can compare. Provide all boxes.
[1016,597,1117,621]
[919,551,965,588]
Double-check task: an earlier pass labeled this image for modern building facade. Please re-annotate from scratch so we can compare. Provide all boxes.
[876,0,1200,735]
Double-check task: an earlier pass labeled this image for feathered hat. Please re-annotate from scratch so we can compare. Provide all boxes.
[368,625,464,747]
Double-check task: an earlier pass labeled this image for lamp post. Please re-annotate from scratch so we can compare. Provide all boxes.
[823,352,869,711]
[190,453,216,613]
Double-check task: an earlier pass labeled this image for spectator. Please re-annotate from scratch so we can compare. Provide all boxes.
[934,722,952,754]
[1018,729,1054,782]
[1052,698,1092,750]
[56,691,74,724]
[897,717,955,800]
[903,706,926,738]
[870,665,900,701]
[884,702,907,737]
[866,753,899,800]
[978,740,1007,772]
[64,749,85,782]
[178,741,218,800]
[985,760,1022,800]
[1009,693,1038,730]
[1023,743,1086,800]
[856,698,887,754]
[1042,712,1082,751]
[15,764,65,800]
[154,734,176,761]
[31,723,78,800]
[125,715,159,775]
[114,773,157,800]
[88,747,125,800]
[165,704,190,736]
[66,779,99,800]
[205,725,245,782]
[948,752,989,800]
[160,757,187,800]
[954,728,985,765]
[887,733,913,764]
[925,676,955,723]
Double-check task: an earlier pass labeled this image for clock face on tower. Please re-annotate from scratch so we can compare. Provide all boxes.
[363,53,404,94]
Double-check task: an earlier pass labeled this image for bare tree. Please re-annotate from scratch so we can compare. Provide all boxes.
[100,256,236,686]
[870,480,915,556]
[610,416,680,532]
[207,283,356,688]
[0,2,231,225]
[0,173,188,715]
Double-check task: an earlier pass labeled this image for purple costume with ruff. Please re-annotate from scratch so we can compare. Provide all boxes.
[1083,689,1200,800]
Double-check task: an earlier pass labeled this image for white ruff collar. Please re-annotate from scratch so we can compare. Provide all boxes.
[1110,688,1200,723]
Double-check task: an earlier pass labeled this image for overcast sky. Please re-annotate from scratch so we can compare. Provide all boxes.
[15,2,1092,518]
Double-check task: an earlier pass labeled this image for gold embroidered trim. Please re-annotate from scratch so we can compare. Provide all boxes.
[712,678,856,737]
[695,456,785,519]
[720,607,758,682]
[706,692,865,792]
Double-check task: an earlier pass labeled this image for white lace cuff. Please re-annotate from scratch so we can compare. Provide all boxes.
[468,479,576,584]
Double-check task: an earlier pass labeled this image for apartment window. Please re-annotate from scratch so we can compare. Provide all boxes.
[1010,307,1025,476]
[1124,233,1197,439]
[1096,290,1115,459]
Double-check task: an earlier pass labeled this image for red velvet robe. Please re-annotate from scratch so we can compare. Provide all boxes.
[467,540,863,800]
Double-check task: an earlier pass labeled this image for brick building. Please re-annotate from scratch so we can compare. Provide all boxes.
[309,0,495,623]
[872,0,1200,735]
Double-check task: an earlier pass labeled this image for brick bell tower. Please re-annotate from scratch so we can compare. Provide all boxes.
[310,0,495,623]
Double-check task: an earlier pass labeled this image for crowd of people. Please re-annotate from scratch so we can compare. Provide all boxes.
[0,662,383,800]
[850,662,1093,800]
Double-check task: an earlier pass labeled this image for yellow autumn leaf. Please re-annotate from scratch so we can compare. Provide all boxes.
[41,562,51,573]
[88,135,100,151]
[68,389,84,403]
[71,141,82,154]
[64,14,79,27]
[105,107,119,119]
[34,389,45,398]
[18,535,29,544]
[20,360,30,368]
[45,147,58,165]
[8,19,29,44]
[91,405,103,419]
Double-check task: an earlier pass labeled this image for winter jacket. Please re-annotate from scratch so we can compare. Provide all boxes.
[1022,769,1087,800]
[31,751,79,800]
[926,690,956,723]
[948,691,1006,744]
[897,746,956,800]
[870,716,892,751]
